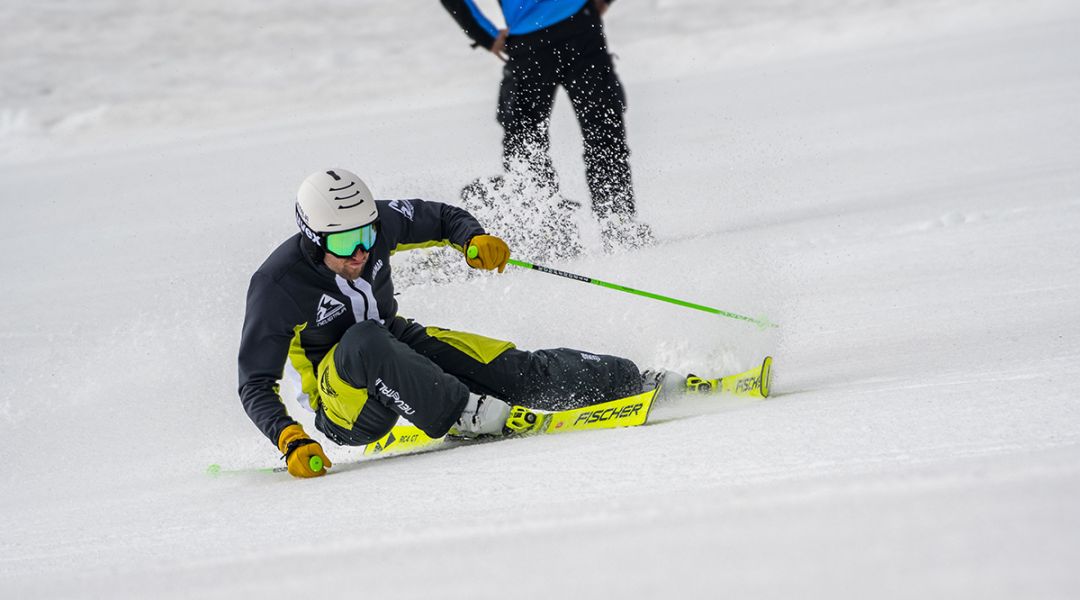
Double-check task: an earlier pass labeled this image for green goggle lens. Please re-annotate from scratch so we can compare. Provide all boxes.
[324,224,377,258]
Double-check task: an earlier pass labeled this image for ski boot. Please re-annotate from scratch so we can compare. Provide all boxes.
[449,394,511,439]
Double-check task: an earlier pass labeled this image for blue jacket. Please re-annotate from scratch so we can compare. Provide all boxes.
[441,0,602,49]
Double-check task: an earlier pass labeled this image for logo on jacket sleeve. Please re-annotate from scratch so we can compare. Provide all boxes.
[388,199,415,221]
[316,294,347,326]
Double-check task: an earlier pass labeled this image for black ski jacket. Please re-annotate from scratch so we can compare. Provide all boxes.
[237,199,485,445]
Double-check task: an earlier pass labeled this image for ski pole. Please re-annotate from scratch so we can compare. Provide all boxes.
[207,455,323,477]
[467,247,777,329]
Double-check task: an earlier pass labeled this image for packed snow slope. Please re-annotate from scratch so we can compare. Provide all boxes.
[2,0,1079,598]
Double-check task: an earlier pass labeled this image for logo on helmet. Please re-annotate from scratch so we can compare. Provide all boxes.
[296,204,322,246]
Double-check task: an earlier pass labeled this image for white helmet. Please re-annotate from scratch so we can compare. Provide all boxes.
[295,169,378,244]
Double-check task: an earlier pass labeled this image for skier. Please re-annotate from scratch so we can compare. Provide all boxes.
[238,168,648,478]
[440,0,653,252]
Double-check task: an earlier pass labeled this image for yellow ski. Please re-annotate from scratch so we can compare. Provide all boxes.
[363,356,773,458]
[364,385,662,456]
[212,358,776,473]
[362,425,443,456]
[686,356,772,398]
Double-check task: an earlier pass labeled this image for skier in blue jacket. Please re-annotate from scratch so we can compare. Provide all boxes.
[441,0,653,250]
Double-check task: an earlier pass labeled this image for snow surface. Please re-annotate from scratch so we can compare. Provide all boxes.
[2,0,1079,598]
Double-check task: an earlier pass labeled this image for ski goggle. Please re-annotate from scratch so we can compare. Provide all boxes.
[323,223,377,258]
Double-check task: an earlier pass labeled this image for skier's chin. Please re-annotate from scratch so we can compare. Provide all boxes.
[341,260,366,280]
[325,252,367,280]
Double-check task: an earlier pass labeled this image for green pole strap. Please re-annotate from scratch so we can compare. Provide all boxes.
[468,246,776,329]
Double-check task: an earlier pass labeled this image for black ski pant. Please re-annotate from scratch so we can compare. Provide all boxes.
[314,317,641,447]
[498,2,635,220]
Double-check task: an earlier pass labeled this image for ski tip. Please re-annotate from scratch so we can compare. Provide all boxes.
[760,356,773,398]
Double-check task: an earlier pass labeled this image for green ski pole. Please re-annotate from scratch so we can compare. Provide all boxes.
[467,247,777,329]
[206,455,324,477]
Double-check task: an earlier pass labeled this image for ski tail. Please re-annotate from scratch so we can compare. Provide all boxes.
[363,425,443,456]
[686,356,773,398]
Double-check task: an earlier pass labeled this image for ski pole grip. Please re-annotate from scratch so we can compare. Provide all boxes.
[467,245,479,259]
[308,455,323,473]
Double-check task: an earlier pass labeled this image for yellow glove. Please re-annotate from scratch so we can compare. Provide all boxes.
[466,234,510,273]
[277,424,332,478]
